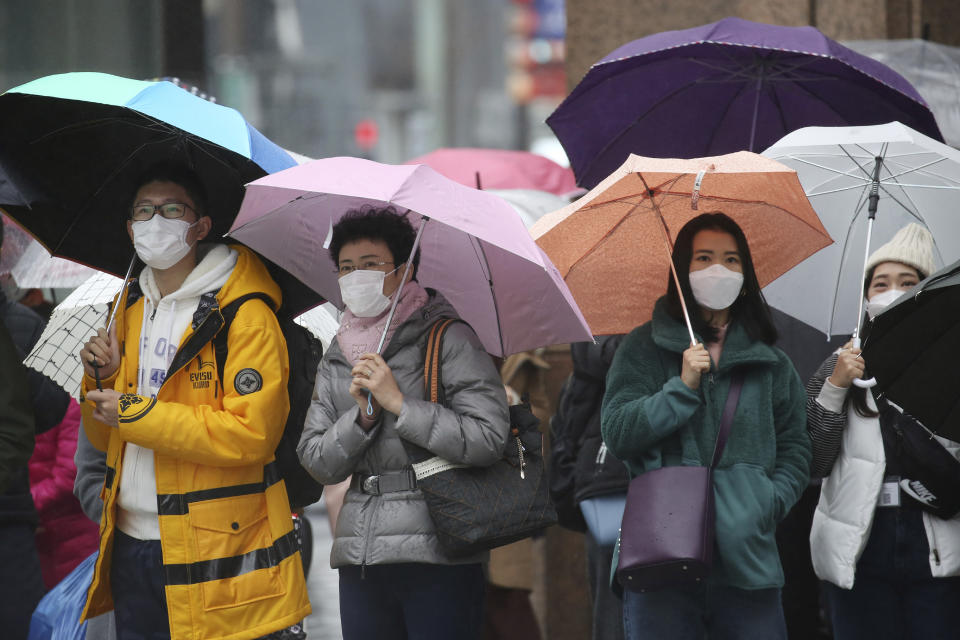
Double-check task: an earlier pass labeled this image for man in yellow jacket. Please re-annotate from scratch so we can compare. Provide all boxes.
[80,163,310,640]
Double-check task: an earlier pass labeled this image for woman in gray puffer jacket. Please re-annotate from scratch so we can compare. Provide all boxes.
[298,207,510,640]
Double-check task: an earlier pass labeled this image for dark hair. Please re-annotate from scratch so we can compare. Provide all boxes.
[129,162,208,218]
[328,206,420,278]
[665,212,777,345]
[850,261,926,418]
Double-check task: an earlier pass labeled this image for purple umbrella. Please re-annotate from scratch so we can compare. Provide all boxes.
[226,156,593,356]
[549,17,943,189]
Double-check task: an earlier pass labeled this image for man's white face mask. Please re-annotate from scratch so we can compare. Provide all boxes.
[131,216,198,270]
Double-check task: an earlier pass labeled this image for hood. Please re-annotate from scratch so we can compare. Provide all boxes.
[217,244,282,311]
[649,297,780,372]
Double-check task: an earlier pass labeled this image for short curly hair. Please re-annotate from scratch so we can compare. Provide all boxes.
[328,206,421,278]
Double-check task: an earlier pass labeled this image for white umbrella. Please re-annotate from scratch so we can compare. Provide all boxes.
[762,121,960,339]
[485,188,571,229]
[24,271,121,398]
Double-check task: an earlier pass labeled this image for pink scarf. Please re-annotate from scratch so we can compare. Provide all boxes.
[336,281,430,365]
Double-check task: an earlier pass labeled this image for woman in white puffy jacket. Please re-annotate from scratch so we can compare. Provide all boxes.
[806,224,960,640]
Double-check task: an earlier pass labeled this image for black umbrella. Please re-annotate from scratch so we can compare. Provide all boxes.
[0,72,293,274]
[0,72,321,315]
[862,260,960,440]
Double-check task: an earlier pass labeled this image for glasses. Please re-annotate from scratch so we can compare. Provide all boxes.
[336,261,394,276]
[130,202,196,221]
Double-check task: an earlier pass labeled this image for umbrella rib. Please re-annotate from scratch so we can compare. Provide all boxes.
[581,77,724,180]
[565,200,652,278]
[468,234,505,356]
[880,157,960,186]
[30,115,176,145]
[53,135,179,256]
[841,144,882,183]
[827,196,872,336]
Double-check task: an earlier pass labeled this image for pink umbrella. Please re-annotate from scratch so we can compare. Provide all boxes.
[405,147,577,196]
[227,156,592,356]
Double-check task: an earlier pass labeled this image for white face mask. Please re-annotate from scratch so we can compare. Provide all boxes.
[338,267,398,317]
[132,216,198,270]
[688,264,745,311]
[865,288,906,320]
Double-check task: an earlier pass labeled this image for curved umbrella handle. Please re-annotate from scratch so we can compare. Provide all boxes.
[849,336,876,388]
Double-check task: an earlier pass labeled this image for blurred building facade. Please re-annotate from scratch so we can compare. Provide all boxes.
[0,0,549,163]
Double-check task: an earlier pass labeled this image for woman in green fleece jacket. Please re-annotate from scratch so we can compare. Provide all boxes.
[601,213,810,640]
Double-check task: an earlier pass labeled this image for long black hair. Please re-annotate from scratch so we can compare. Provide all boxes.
[665,212,777,345]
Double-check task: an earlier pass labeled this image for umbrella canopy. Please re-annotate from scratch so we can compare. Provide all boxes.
[862,259,960,440]
[531,151,832,336]
[763,121,960,338]
[23,271,121,398]
[406,147,577,196]
[550,17,943,189]
[227,156,593,356]
[484,189,570,229]
[0,72,296,276]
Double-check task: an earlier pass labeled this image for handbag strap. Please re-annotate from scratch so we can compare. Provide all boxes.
[424,318,460,404]
[710,369,745,469]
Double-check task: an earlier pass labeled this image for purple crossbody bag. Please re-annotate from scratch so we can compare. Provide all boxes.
[616,370,745,592]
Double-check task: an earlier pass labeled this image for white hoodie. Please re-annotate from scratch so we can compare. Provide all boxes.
[115,244,238,540]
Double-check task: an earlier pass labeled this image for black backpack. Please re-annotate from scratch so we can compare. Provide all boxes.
[214,293,325,511]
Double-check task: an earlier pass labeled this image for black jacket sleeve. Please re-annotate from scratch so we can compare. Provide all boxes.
[0,318,35,494]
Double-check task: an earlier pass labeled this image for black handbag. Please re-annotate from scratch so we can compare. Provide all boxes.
[403,318,557,557]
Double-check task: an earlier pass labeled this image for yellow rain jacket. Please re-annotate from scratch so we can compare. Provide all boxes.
[80,245,311,640]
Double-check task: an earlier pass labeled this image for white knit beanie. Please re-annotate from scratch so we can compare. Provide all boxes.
[865,223,936,281]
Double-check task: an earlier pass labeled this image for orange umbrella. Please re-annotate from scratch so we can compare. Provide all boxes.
[531,151,832,337]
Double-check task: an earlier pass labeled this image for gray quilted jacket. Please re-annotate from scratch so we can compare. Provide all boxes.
[298,290,510,567]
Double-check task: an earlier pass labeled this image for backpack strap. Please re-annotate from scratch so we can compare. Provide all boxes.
[213,292,274,391]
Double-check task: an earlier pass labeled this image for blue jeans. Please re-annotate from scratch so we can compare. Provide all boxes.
[823,507,960,640]
[622,581,786,640]
[339,562,484,640]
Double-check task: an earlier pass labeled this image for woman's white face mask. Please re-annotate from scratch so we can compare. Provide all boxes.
[688,264,744,311]
[865,288,906,320]
[131,216,198,270]
[338,267,399,317]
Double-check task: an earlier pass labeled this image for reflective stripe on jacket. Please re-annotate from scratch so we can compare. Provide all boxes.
[80,245,310,640]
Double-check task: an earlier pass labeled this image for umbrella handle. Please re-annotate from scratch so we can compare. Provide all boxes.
[366,392,374,416]
[92,362,103,392]
[849,337,877,388]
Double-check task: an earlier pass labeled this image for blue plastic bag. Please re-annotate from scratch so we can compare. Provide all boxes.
[28,551,96,640]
